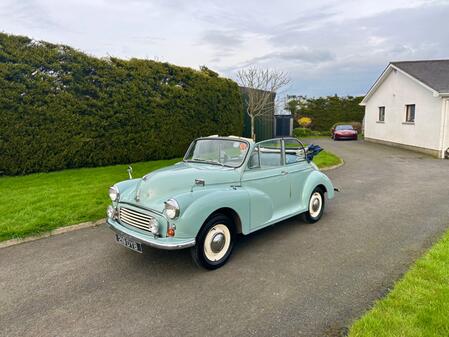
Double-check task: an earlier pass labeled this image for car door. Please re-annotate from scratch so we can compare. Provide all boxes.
[241,139,291,231]
[283,138,313,213]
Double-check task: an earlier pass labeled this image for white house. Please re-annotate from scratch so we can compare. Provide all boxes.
[361,60,449,158]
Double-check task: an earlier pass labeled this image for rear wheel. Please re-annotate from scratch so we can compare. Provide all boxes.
[302,187,325,223]
[191,214,234,270]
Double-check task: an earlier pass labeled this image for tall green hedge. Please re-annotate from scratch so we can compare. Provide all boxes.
[297,96,364,131]
[0,33,243,175]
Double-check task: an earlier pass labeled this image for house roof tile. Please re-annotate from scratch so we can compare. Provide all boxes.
[391,60,449,93]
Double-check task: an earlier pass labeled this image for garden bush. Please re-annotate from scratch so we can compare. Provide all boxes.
[0,33,243,175]
[298,116,312,128]
[293,127,317,138]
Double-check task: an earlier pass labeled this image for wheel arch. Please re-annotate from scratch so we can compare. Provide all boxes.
[315,184,327,194]
[178,189,250,238]
[204,207,243,234]
[301,171,335,207]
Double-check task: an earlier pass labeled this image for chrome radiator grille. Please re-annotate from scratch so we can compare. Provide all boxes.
[119,207,155,232]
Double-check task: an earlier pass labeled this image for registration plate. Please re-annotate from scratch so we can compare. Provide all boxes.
[115,234,143,253]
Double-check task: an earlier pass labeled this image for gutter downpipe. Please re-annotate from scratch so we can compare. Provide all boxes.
[439,96,449,159]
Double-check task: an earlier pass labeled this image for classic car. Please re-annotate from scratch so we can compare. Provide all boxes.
[107,136,335,269]
[331,124,358,140]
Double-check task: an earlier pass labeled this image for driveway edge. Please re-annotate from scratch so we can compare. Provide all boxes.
[0,219,105,249]
[321,158,345,171]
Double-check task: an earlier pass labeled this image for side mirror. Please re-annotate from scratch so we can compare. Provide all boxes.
[127,166,133,179]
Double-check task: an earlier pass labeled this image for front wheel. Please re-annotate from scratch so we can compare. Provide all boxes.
[302,188,325,223]
[191,214,234,270]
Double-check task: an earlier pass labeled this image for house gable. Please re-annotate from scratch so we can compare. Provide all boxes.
[391,60,449,94]
[361,64,440,106]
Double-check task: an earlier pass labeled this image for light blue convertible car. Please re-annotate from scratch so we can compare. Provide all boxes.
[107,136,335,269]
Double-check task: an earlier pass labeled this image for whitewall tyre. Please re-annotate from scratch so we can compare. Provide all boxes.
[191,214,234,270]
[302,187,325,223]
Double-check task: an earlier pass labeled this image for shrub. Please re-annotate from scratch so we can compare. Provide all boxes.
[317,130,331,137]
[0,33,243,175]
[293,127,314,138]
[293,127,330,138]
[350,121,363,133]
[298,116,312,128]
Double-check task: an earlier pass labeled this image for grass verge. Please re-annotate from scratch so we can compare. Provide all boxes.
[349,229,449,337]
[313,150,342,169]
[0,159,180,241]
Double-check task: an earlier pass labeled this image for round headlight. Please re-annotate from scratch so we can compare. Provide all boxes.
[164,198,180,219]
[109,186,119,202]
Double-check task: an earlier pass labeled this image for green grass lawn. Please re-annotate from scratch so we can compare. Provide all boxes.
[0,159,180,241]
[313,150,342,169]
[349,229,449,337]
[0,150,342,242]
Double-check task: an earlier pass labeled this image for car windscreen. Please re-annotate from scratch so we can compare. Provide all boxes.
[184,139,249,168]
[335,125,353,130]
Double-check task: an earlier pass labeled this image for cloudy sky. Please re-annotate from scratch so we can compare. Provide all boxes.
[1,0,449,96]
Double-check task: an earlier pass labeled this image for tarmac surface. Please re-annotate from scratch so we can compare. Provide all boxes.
[1,138,448,337]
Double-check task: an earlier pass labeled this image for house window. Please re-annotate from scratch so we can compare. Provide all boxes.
[405,104,415,123]
[378,106,385,122]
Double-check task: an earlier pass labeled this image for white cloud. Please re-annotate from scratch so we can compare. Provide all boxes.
[0,0,448,96]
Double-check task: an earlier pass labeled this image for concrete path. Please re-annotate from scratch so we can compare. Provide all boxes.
[1,139,448,337]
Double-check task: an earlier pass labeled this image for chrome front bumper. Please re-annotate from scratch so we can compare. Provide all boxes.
[107,218,195,250]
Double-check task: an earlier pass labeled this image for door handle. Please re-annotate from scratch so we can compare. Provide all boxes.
[281,170,288,175]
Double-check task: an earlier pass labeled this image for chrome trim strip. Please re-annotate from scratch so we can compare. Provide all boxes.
[107,219,195,250]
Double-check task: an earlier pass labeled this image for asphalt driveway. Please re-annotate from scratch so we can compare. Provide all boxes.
[1,139,448,337]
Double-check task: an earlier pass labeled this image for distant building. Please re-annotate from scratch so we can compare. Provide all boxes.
[361,60,449,159]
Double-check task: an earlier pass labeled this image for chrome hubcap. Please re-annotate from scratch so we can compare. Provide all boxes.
[203,224,231,262]
[309,192,322,218]
[210,233,225,253]
[312,198,320,212]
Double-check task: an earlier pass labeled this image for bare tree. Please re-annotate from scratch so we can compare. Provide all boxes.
[236,66,290,140]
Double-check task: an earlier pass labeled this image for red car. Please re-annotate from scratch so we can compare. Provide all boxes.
[332,124,358,140]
